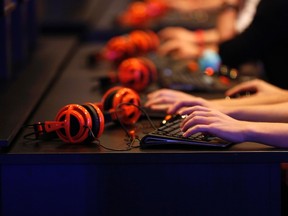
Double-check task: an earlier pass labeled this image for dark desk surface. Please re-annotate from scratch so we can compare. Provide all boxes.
[1,41,288,166]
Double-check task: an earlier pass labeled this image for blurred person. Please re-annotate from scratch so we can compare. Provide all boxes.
[219,0,288,89]
[158,0,288,89]
[163,0,259,33]
[158,0,260,59]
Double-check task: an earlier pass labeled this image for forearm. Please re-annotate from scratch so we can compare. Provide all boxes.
[223,103,288,122]
[211,94,288,107]
[244,122,288,148]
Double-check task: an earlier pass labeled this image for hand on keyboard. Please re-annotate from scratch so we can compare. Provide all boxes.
[140,114,233,149]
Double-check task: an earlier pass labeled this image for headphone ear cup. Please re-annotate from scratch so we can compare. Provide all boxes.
[51,104,94,144]
[82,103,105,140]
[102,35,135,63]
[129,30,151,54]
[117,57,156,91]
[101,86,120,111]
[115,87,142,125]
[101,86,141,125]
[139,57,157,84]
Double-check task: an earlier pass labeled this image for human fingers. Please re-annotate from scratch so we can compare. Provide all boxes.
[167,101,191,114]
[179,107,246,142]
[146,89,185,107]
[146,89,181,99]
[177,104,210,116]
[170,42,200,60]
[168,98,211,114]
[181,118,246,143]
[179,111,216,138]
[144,96,176,107]
[180,106,213,128]
[180,105,235,131]
[225,80,258,97]
[157,40,180,57]
[158,27,182,40]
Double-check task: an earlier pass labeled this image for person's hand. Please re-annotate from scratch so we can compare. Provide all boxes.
[179,105,247,143]
[157,39,201,60]
[158,27,197,43]
[163,0,198,12]
[225,79,288,98]
[144,89,217,113]
[145,89,195,111]
[167,97,219,114]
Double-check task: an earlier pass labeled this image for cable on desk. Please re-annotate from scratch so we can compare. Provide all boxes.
[22,123,58,141]
[115,102,158,135]
[88,126,142,151]
[88,102,158,151]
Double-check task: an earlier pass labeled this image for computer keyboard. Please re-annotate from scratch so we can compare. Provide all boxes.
[147,54,254,93]
[140,114,233,149]
[158,67,232,92]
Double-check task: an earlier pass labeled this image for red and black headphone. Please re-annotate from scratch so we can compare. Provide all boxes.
[98,57,157,92]
[116,0,168,28]
[29,86,141,144]
[117,57,157,92]
[98,86,142,125]
[88,30,159,66]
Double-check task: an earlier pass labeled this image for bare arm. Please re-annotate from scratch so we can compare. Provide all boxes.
[157,0,240,59]
[179,106,288,148]
[218,102,288,122]
[163,0,225,12]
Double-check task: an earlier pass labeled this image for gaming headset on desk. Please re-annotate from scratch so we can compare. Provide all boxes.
[87,30,160,93]
[115,0,168,28]
[23,86,146,146]
[98,56,158,92]
[87,29,160,67]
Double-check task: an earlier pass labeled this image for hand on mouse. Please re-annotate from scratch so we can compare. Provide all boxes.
[225,79,288,98]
